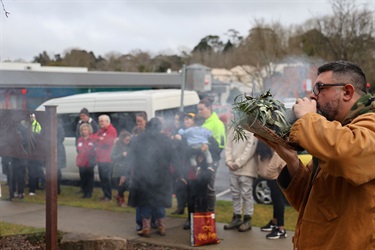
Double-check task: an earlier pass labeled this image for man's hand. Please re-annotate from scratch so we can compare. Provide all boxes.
[293,97,317,119]
[227,162,238,171]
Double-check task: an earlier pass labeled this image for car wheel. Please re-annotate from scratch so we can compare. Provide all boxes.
[253,178,272,205]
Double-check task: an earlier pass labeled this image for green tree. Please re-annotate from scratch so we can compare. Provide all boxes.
[63,49,97,69]
[33,51,51,66]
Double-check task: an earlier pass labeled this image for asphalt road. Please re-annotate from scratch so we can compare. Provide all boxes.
[214,155,232,201]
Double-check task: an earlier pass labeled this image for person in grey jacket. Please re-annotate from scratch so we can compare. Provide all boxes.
[224,127,258,232]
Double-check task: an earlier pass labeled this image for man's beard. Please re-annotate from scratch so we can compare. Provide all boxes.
[317,98,340,122]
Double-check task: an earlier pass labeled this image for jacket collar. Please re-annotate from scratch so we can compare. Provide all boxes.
[342,93,375,125]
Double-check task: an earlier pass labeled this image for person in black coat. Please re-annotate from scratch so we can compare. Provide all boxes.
[128,117,185,237]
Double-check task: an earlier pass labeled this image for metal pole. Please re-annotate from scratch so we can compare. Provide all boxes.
[180,64,186,111]
[7,159,13,201]
[45,105,58,250]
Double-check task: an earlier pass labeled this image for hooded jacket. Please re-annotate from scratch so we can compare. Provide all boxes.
[278,94,375,250]
[225,128,258,178]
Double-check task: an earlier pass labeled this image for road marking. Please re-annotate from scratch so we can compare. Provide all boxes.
[216,188,230,198]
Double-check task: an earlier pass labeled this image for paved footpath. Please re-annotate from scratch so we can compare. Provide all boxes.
[0,199,293,249]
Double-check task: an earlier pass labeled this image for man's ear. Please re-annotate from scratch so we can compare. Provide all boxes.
[342,84,355,101]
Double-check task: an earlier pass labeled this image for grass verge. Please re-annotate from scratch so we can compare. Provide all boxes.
[1,182,298,235]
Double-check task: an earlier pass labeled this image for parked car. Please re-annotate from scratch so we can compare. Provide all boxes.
[252,151,312,204]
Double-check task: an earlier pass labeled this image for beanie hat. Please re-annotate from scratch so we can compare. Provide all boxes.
[80,108,90,116]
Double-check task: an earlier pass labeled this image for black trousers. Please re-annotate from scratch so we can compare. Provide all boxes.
[98,163,113,199]
[11,158,27,195]
[186,172,211,221]
[79,167,94,196]
[268,179,285,226]
[174,180,188,210]
[28,160,43,193]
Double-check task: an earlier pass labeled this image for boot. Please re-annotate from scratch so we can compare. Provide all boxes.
[157,218,166,236]
[119,197,126,208]
[223,214,242,230]
[238,215,252,232]
[137,218,151,237]
[115,193,121,206]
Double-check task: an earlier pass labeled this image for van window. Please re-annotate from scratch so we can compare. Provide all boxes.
[60,112,139,137]
[59,105,198,138]
[97,112,137,134]
[58,113,80,137]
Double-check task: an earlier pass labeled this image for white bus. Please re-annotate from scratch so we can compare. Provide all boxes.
[36,89,200,181]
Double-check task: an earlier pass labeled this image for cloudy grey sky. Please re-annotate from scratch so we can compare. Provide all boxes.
[0,0,372,62]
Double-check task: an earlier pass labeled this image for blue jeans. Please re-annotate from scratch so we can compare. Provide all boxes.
[136,207,162,227]
[138,205,165,220]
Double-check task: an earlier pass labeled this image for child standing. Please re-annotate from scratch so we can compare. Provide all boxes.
[111,130,133,207]
[76,123,96,198]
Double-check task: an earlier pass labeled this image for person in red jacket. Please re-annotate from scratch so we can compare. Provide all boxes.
[94,114,118,201]
[76,123,96,198]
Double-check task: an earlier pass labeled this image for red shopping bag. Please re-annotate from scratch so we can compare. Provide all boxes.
[190,212,220,247]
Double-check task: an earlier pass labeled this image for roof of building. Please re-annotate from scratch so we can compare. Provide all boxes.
[0,69,183,88]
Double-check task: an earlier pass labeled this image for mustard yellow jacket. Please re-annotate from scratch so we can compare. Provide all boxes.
[278,112,375,250]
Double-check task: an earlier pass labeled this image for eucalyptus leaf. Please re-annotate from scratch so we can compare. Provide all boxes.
[231,90,296,142]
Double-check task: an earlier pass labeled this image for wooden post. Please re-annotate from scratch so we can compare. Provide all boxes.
[44,105,58,250]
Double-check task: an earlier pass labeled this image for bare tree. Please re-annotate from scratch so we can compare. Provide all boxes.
[290,0,375,87]
[1,0,9,17]
[235,19,289,92]
[314,0,375,61]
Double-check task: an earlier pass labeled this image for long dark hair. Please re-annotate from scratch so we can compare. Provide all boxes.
[255,139,273,161]
[145,117,162,135]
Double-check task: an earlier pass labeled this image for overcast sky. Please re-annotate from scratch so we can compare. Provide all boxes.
[0,0,372,62]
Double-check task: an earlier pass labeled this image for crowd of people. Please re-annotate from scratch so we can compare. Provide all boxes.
[2,60,373,248]
[69,99,228,237]
[2,113,66,199]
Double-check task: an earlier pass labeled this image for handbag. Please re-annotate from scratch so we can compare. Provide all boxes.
[190,212,220,247]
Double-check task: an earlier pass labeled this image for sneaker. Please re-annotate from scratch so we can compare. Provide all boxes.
[29,192,36,196]
[266,227,287,239]
[260,220,276,232]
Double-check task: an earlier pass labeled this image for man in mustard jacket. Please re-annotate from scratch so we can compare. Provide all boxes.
[259,61,375,249]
